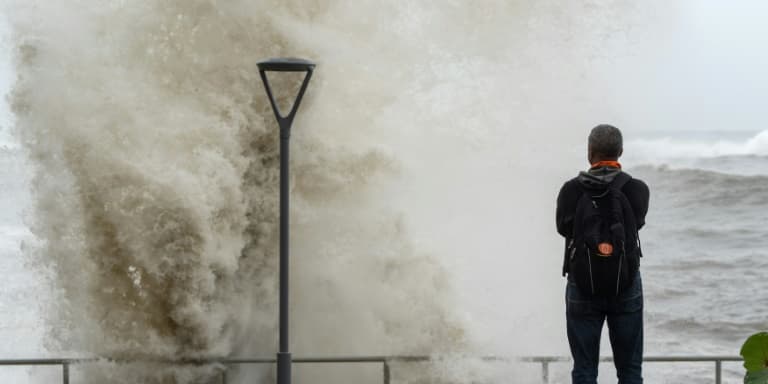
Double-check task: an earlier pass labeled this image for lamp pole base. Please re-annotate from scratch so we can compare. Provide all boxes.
[277,352,292,384]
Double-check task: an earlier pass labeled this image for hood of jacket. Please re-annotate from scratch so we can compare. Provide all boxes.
[578,166,621,190]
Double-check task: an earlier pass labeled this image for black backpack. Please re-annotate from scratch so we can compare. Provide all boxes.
[565,172,641,297]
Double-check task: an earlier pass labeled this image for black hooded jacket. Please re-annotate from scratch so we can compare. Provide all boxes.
[556,166,650,241]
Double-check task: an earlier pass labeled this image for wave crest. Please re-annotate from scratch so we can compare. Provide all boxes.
[9,1,468,382]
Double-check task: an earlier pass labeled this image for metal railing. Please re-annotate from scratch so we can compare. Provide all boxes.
[522,355,743,384]
[0,355,742,384]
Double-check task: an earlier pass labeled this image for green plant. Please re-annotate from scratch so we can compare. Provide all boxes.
[741,332,768,384]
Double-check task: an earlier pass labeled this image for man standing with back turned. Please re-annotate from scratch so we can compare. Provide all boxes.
[556,125,649,384]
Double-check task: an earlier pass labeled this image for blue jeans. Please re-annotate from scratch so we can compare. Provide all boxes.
[566,272,643,384]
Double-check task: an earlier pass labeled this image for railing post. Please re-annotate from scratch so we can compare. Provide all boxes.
[715,360,721,384]
[383,360,391,384]
[221,368,227,384]
[542,361,549,384]
[62,362,69,384]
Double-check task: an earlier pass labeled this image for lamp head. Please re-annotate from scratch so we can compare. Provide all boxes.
[257,57,316,124]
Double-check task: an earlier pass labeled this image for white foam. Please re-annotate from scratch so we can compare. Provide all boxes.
[624,130,768,175]
[626,130,768,160]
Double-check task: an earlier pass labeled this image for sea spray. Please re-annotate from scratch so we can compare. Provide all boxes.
[6,0,657,383]
[8,1,471,383]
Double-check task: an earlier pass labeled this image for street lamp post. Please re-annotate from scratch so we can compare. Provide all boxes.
[257,57,316,384]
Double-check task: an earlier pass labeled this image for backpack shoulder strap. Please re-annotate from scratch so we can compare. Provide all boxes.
[610,171,632,191]
[610,172,641,253]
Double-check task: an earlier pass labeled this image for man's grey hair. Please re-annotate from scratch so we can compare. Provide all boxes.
[588,124,623,158]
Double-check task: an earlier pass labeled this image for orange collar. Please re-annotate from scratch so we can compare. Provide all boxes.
[591,160,622,169]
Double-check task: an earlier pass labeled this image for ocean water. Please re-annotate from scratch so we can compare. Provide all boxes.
[1,1,767,384]
[624,133,768,383]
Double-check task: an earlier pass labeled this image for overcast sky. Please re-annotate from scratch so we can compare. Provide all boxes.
[2,2,768,138]
[609,0,768,134]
